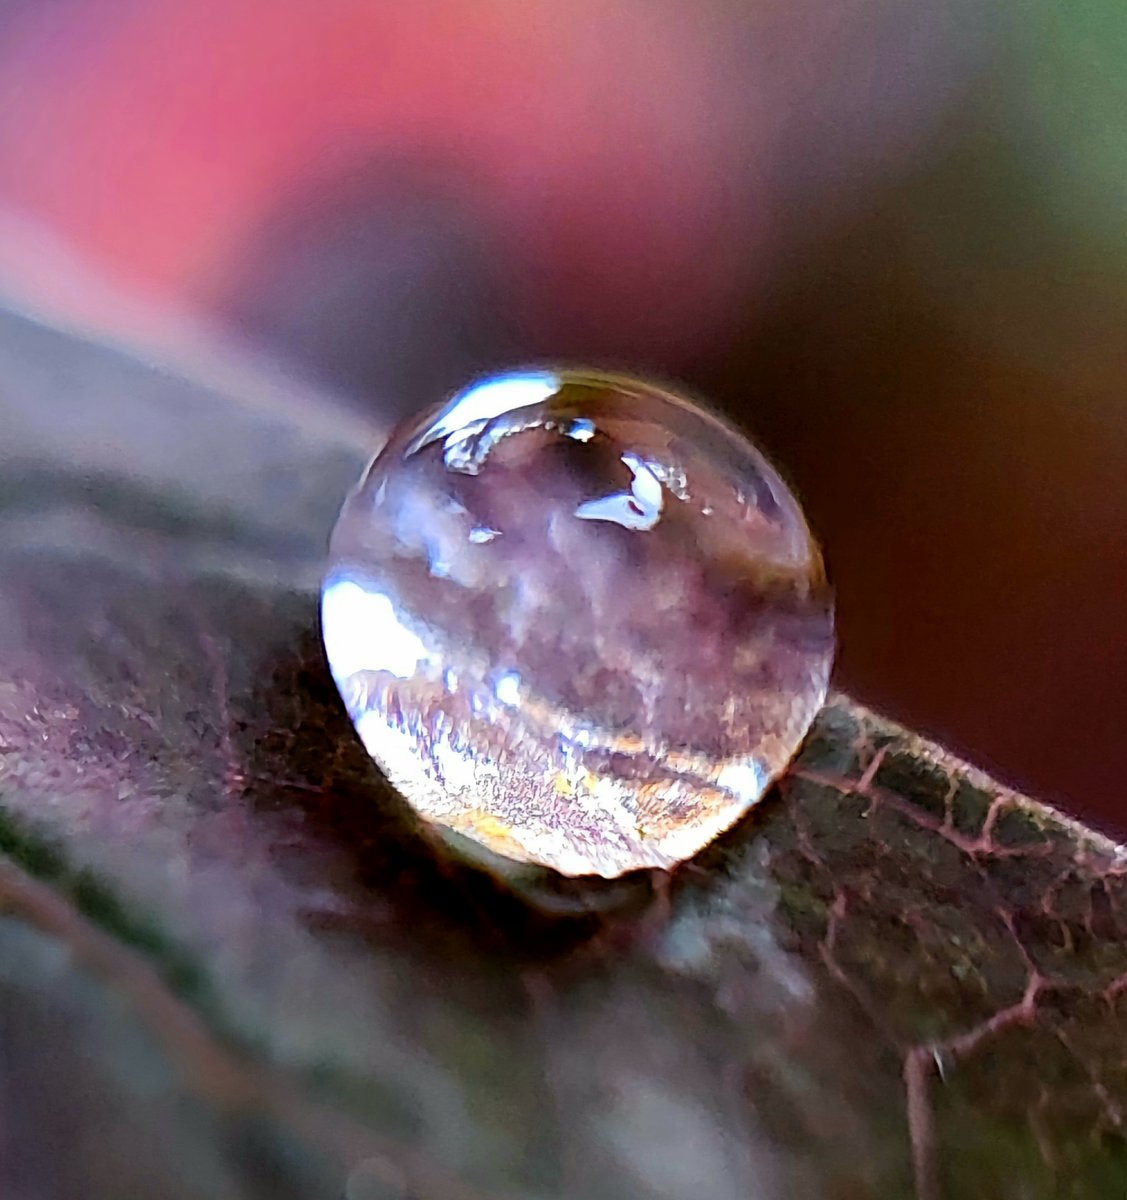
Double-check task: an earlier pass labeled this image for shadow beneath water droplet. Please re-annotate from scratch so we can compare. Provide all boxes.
[233,606,663,963]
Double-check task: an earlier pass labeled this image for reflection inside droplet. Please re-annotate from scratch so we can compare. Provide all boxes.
[410,371,560,453]
[493,671,522,706]
[322,368,834,877]
[574,452,665,531]
[321,579,428,680]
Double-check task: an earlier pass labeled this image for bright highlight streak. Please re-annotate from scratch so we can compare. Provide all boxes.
[575,452,664,531]
[409,372,560,453]
[494,671,522,705]
[321,577,428,680]
[715,759,770,801]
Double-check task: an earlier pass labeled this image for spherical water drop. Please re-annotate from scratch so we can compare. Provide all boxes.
[323,369,834,878]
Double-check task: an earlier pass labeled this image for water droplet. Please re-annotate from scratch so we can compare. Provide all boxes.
[323,369,834,878]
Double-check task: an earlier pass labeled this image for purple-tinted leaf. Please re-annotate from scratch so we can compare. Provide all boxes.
[0,309,1124,1199]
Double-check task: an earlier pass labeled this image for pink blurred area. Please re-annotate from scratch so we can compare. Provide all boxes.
[0,0,982,364]
[3,0,1126,836]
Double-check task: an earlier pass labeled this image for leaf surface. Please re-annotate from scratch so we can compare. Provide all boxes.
[1,310,1124,1200]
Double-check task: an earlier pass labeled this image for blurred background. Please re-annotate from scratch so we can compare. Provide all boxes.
[0,0,1123,833]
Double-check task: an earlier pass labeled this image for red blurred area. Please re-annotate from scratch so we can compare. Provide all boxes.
[0,0,762,357]
[0,0,982,359]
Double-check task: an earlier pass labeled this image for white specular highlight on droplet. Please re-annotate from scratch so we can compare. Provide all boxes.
[321,578,428,680]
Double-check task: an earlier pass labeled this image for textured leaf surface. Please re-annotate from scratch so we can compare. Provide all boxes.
[1,310,1125,1200]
